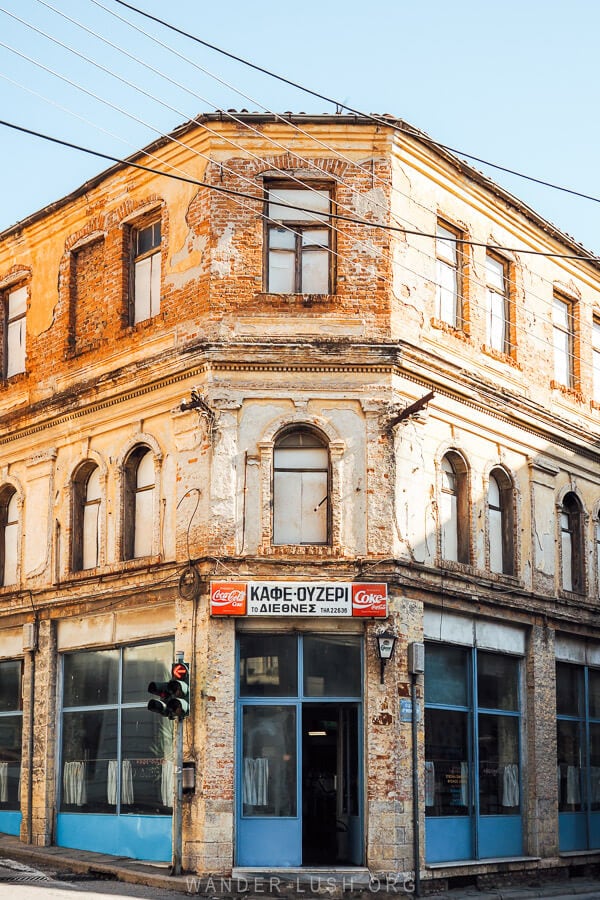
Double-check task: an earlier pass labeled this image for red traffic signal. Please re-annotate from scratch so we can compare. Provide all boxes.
[172,662,188,680]
[148,661,190,719]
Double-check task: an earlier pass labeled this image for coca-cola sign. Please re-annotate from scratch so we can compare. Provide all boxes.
[210,581,387,617]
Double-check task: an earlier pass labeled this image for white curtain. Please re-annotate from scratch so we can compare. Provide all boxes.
[121,759,134,805]
[502,763,519,807]
[161,760,173,806]
[243,758,269,806]
[0,762,8,803]
[107,760,118,805]
[424,761,435,807]
[63,761,86,806]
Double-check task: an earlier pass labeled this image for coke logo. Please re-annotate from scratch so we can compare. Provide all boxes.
[212,589,245,606]
[354,589,385,606]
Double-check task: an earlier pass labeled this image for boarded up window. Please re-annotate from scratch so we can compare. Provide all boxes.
[273,430,328,545]
[1,489,18,586]
[133,221,161,324]
[70,239,106,354]
[266,185,331,294]
[6,286,26,377]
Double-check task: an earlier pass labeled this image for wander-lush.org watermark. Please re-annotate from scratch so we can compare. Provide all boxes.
[185,873,415,895]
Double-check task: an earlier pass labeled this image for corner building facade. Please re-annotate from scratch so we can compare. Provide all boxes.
[1,112,600,890]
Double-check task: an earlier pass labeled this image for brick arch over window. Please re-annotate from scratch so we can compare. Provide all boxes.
[487,466,515,576]
[0,483,19,587]
[439,450,470,565]
[559,490,585,594]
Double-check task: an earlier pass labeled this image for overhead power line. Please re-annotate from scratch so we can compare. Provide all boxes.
[111,0,600,209]
[0,118,598,266]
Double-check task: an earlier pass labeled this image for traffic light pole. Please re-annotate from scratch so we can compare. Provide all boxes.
[171,653,185,877]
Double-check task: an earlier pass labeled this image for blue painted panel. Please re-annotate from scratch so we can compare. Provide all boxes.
[425,816,472,863]
[0,810,21,836]
[559,812,588,851]
[589,812,600,850]
[237,816,301,866]
[479,815,522,858]
[56,813,171,862]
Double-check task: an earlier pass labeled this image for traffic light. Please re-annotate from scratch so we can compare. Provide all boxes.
[148,661,190,719]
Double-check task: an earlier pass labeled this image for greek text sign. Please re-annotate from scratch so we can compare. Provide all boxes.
[210,581,387,617]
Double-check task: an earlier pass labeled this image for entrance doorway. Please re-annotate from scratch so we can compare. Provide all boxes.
[236,633,363,867]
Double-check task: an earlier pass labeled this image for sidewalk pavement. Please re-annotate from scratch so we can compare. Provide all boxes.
[1,832,600,899]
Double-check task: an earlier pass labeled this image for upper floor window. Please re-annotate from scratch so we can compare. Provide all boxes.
[553,294,577,389]
[560,492,584,594]
[132,221,161,324]
[488,468,515,576]
[4,285,26,378]
[273,429,329,545]
[436,221,464,329]
[440,452,469,564]
[123,447,155,560]
[0,486,18,586]
[485,253,512,355]
[593,317,600,403]
[266,184,332,294]
[72,463,101,572]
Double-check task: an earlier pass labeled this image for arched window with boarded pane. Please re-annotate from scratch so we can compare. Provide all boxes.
[488,468,515,576]
[0,486,18,586]
[440,452,470,564]
[72,463,101,572]
[123,447,155,560]
[560,492,584,594]
[273,428,329,545]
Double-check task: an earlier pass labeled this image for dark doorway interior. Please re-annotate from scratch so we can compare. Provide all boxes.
[302,703,360,865]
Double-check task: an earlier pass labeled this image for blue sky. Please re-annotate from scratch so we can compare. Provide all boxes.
[0,0,599,252]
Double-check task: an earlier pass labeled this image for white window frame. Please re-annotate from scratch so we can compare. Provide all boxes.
[436,222,462,328]
[593,318,600,403]
[485,253,510,354]
[132,221,161,324]
[266,184,332,294]
[5,285,26,378]
[1,488,18,586]
[553,295,575,388]
[272,430,329,546]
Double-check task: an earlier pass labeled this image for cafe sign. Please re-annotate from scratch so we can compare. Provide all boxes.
[210,581,387,618]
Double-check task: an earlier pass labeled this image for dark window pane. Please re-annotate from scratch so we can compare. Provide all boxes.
[63,650,119,707]
[589,669,600,719]
[478,713,520,814]
[0,714,22,809]
[556,662,584,717]
[425,643,469,707]
[242,705,296,817]
[424,707,469,816]
[122,641,172,704]
[0,660,22,712]
[121,708,173,814]
[477,652,519,711]
[591,723,600,812]
[303,635,361,697]
[239,634,297,697]
[557,718,583,812]
[61,709,118,812]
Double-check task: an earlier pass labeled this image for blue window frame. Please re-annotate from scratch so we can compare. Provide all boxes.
[0,658,23,836]
[236,632,363,867]
[556,661,600,851]
[57,640,174,861]
[424,643,523,863]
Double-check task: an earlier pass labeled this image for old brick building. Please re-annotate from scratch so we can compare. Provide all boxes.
[1,112,600,890]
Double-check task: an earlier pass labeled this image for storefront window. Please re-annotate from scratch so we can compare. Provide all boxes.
[303,635,361,697]
[239,634,297,697]
[242,705,296,817]
[60,641,173,815]
[0,660,22,810]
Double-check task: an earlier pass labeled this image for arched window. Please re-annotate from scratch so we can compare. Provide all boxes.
[440,452,469,564]
[488,468,515,576]
[72,463,101,571]
[0,487,18,586]
[123,447,155,560]
[561,492,584,594]
[273,429,329,545]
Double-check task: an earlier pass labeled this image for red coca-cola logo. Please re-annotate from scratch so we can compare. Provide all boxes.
[211,582,247,615]
[351,584,387,617]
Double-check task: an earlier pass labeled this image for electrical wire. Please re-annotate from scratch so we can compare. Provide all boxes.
[110,0,600,209]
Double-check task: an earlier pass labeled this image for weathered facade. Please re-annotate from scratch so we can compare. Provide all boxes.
[1,112,600,890]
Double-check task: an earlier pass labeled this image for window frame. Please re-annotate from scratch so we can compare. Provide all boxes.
[485,251,513,356]
[0,658,23,812]
[71,462,101,573]
[122,446,156,561]
[272,427,330,547]
[560,492,585,595]
[440,451,470,565]
[487,468,515,577]
[552,292,578,389]
[130,219,162,325]
[264,181,334,295]
[3,284,27,379]
[593,316,600,403]
[0,485,18,587]
[435,220,466,330]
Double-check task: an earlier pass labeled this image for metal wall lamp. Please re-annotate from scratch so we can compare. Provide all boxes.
[376,630,397,684]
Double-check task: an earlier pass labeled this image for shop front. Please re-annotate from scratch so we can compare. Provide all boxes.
[211,580,386,868]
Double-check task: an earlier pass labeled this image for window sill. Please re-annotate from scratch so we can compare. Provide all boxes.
[550,380,584,403]
[481,344,521,369]
[558,588,586,602]
[256,292,336,306]
[430,317,471,341]
[259,544,338,558]
[437,558,474,575]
